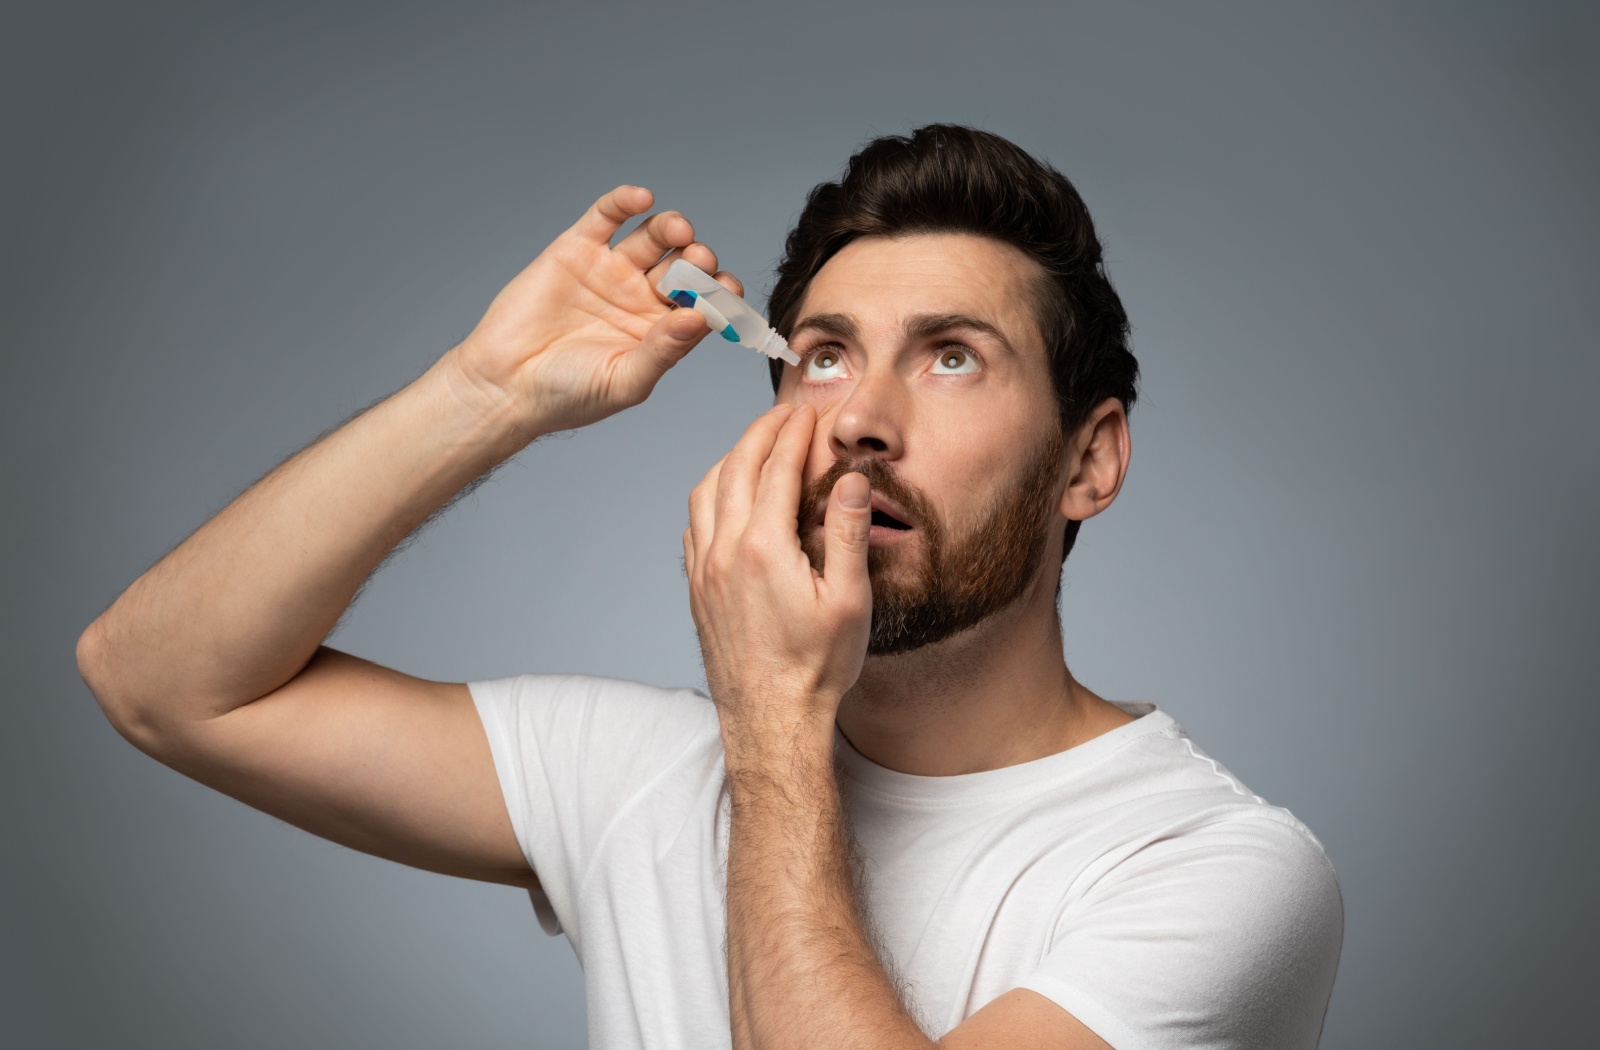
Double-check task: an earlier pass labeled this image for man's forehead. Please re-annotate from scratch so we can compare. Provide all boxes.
[793,233,1046,350]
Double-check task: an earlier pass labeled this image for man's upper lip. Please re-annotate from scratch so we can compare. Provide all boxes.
[870,494,914,526]
[813,492,914,528]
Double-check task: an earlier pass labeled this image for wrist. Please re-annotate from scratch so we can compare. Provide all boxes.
[720,708,837,782]
[423,346,549,457]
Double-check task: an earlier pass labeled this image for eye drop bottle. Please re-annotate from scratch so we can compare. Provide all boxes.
[656,259,801,366]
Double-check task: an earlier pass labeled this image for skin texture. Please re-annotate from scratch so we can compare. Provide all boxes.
[794,413,1067,657]
[74,187,736,888]
[686,233,1133,1047]
[781,234,1135,778]
[78,188,1132,1047]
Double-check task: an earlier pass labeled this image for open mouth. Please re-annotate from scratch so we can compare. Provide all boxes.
[871,508,913,530]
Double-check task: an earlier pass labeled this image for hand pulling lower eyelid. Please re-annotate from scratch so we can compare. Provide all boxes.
[657,259,802,366]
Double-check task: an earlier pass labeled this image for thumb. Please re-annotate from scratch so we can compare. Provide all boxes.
[824,472,872,590]
[619,308,708,399]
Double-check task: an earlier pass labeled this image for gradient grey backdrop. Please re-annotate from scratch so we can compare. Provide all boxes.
[5,2,1596,1047]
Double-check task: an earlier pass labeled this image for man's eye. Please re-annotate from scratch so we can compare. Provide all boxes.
[931,347,978,374]
[804,349,846,381]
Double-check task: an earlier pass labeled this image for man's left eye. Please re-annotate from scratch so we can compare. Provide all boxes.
[931,347,979,374]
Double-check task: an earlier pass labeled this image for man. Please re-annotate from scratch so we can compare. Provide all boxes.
[78,125,1343,1048]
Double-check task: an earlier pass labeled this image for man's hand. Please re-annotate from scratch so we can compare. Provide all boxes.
[76,184,743,896]
[688,405,903,1050]
[446,184,741,436]
[683,403,873,764]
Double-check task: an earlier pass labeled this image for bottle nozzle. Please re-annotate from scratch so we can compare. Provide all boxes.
[760,330,801,367]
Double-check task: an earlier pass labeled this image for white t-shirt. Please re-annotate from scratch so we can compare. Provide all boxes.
[469,674,1342,1050]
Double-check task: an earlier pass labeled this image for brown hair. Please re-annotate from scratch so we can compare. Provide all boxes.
[767,124,1139,562]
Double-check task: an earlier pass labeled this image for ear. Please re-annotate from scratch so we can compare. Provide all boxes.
[1057,398,1131,523]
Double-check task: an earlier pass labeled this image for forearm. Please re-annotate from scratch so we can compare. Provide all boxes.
[79,350,534,727]
[724,731,933,1050]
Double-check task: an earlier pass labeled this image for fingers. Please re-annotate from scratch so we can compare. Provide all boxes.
[822,472,872,590]
[613,308,709,404]
[616,210,696,269]
[569,185,654,243]
[749,404,815,533]
[645,243,725,290]
[570,188,740,297]
[713,404,795,544]
[688,454,726,573]
[689,405,796,587]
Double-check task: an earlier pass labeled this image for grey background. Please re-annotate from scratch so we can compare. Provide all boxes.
[4,1,1596,1047]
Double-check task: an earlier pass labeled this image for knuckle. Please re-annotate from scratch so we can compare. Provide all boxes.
[706,545,734,578]
[836,527,870,555]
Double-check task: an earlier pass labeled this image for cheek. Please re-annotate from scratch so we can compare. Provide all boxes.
[921,429,1028,518]
[791,379,852,416]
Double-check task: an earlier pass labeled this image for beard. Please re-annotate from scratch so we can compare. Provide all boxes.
[797,428,1066,656]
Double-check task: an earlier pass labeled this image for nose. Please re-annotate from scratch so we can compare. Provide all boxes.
[827,365,907,461]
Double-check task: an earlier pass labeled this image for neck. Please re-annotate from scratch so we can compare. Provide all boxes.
[835,575,1136,776]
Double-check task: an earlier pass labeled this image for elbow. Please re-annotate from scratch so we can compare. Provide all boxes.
[76,617,114,712]
[76,618,166,757]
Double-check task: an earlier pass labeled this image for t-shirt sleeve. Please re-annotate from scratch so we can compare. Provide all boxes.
[1017,815,1344,1050]
[467,673,719,938]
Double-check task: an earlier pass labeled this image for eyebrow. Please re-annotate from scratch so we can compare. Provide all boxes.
[905,313,1017,357]
[788,311,1018,356]
[788,312,858,342]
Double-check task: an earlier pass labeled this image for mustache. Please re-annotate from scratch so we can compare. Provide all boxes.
[797,456,935,531]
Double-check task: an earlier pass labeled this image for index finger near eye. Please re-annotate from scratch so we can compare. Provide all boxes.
[715,405,795,527]
[569,185,654,243]
[751,405,815,528]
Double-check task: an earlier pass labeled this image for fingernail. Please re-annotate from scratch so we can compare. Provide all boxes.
[839,473,870,509]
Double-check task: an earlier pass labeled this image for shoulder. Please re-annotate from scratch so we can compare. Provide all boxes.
[1124,807,1342,932]
[468,672,718,737]
[1063,708,1343,936]
[467,672,723,796]
[1033,739,1344,1048]
[1077,718,1345,970]
[468,671,707,707]
[1031,810,1343,1049]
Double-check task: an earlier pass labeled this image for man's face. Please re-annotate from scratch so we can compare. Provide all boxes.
[781,233,1068,655]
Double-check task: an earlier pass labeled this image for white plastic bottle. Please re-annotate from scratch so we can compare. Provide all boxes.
[656,259,801,366]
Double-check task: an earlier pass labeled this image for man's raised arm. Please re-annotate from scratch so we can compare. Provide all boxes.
[75,185,737,886]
